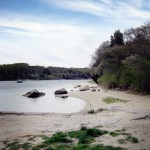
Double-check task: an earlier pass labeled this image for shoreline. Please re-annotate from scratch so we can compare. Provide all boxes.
[0,82,150,149]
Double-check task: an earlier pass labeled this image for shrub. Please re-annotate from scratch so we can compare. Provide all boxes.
[98,72,118,89]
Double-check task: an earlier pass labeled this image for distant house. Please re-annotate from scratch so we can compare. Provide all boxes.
[30,73,39,80]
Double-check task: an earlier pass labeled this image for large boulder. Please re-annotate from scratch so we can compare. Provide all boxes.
[23,89,45,98]
[54,88,68,95]
[79,85,90,91]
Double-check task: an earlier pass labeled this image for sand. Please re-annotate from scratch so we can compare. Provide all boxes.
[0,82,150,149]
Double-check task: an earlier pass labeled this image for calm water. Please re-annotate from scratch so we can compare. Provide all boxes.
[0,80,86,113]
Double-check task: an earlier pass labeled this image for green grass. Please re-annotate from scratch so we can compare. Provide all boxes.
[44,132,72,144]
[32,143,49,150]
[103,97,127,104]
[68,127,108,144]
[109,129,139,145]
[2,127,139,150]
[115,128,126,132]
[117,133,139,144]
[110,132,120,137]
[118,139,127,144]
[3,140,9,145]
[21,142,31,149]
[5,141,21,149]
[125,135,139,143]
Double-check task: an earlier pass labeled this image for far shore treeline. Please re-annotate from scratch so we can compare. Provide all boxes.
[90,21,150,93]
[0,63,91,80]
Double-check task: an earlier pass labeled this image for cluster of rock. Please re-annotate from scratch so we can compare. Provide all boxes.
[23,84,100,99]
[73,84,101,92]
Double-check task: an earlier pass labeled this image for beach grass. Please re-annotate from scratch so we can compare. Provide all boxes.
[1,127,139,150]
[103,97,127,104]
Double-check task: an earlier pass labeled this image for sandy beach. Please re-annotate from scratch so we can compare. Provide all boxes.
[0,82,150,149]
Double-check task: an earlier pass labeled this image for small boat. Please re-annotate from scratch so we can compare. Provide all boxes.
[17,68,23,83]
[17,79,23,83]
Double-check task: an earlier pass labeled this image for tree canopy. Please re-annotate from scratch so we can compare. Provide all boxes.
[0,63,90,80]
[110,30,124,47]
[91,22,150,93]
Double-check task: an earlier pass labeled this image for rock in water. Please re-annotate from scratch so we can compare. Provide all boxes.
[79,85,90,91]
[54,88,68,95]
[23,89,45,98]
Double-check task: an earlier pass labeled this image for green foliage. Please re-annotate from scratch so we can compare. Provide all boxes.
[117,133,139,144]
[69,127,108,144]
[110,132,120,137]
[45,132,72,144]
[91,21,150,93]
[0,63,91,80]
[103,97,127,104]
[125,135,139,143]
[21,142,31,149]
[110,30,124,47]
[118,139,127,144]
[2,127,139,150]
[98,72,118,88]
[72,144,125,150]
[115,129,126,132]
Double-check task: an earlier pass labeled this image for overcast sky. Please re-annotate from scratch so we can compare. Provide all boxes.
[0,0,150,67]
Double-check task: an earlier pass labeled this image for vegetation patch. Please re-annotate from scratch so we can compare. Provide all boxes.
[103,97,127,104]
[87,109,95,114]
[125,135,139,143]
[1,127,139,150]
[87,108,107,114]
[109,129,139,144]
[110,132,120,137]
[44,132,72,144]
[117,133,139,144]
[115,128,126,132]
[68,126,108,144]
[118,139,127,144]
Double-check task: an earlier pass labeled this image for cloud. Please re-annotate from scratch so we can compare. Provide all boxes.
[44,0,150,26]
[0,0,149,67]
[0,17,114,67]
[0,18,45,32]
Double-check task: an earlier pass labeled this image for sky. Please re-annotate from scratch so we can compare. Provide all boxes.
[0,0,150,68]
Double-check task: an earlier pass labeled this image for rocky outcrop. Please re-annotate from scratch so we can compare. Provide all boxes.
[79,85,90,91]
[23,89,45,98]
[54,88,68,95]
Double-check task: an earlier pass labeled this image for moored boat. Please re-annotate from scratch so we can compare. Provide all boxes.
[17,79,23,83]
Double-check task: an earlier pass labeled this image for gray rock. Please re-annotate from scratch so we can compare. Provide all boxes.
[55,88,68,95]
[79,85,90,91]
[91,88,96,92]
[23,89,45,98]
[77,85,81,87]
